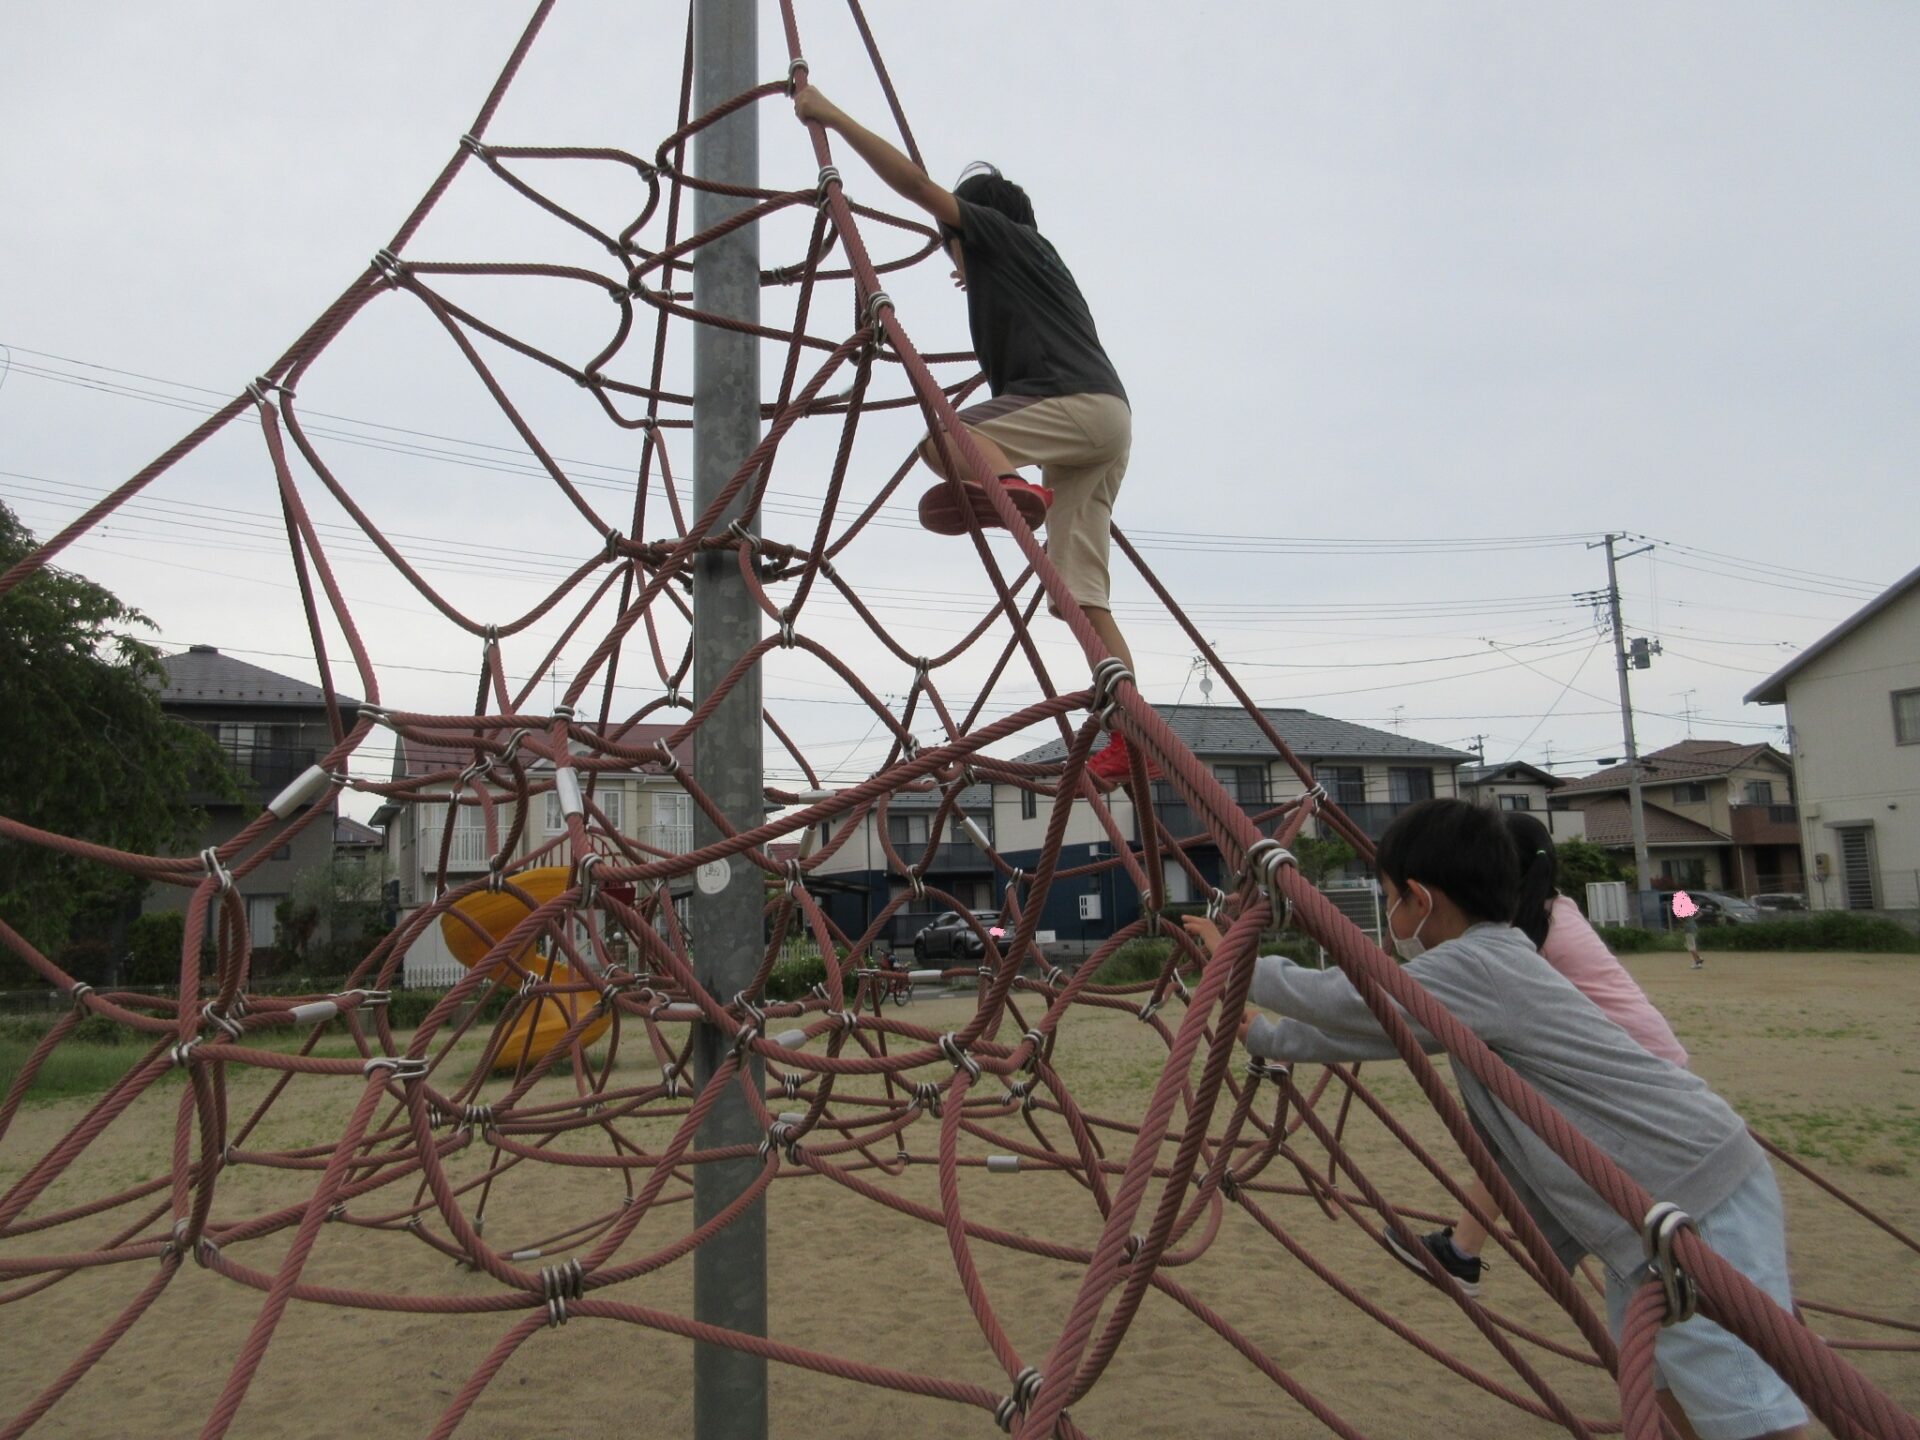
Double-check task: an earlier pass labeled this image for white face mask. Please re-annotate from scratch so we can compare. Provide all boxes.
[1386,884,1430,961]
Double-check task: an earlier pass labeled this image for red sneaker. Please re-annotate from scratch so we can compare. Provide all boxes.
[1087,732,1162,786]
[917,474,1051,536]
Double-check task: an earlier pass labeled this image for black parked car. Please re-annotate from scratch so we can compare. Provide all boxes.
[912,910,1003,961]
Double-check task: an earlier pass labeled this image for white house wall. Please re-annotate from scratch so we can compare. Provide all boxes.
[1779,584,1920,913]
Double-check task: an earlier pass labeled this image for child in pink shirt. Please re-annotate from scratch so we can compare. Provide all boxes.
[1388,811,1688,1293]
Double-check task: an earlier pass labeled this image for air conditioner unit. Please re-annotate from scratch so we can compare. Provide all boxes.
[1087,843,1112,859]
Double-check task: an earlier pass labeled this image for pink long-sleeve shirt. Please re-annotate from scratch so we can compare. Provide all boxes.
[1541,895,1689,1067]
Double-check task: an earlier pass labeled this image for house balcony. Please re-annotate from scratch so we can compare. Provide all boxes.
[919,840,994,874]
[1730,803,1799,846]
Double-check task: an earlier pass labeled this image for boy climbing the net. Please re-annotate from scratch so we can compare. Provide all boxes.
[795,84,1152,784]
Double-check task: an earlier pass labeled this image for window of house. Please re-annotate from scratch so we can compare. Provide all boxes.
[1213,764,1267,805]
[1314,765,1365,806]
[1742,780,1774,806]
[590,785,624,833]
[1895,689,1920,745]
[1387,768,1434,804]
[1498,793,1532,811]
[1659,858,1706,889]
[887,812,931,846]
[1020,788,1038,821]
[1671,782,1707,804]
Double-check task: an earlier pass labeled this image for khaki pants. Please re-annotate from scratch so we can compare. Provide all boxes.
[943,392,1132,613]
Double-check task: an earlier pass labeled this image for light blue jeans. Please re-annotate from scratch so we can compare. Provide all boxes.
[1604,1163,1808,1440]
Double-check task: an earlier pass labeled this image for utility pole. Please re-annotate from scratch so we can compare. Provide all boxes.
[690,2,766,1436]
[1468,734,1487,765]
[1591,533,1655,924]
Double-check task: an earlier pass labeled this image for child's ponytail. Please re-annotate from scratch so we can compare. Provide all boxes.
[1504,811,1559,949]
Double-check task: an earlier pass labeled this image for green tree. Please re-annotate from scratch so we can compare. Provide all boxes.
[0,501,232,983]
[1555,838,1629,914]
[1295,831,1357,887]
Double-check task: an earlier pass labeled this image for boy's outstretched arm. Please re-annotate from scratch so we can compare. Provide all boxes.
[794,86,961,231]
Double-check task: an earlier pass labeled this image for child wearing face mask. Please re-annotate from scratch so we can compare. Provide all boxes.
[1183,798,1806,1440]
[1385,810,1690,1295]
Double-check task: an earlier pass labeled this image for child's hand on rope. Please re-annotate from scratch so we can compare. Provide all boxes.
[793,85,840,129]
[1181,914,1223,955]
[1236,1007,1260,1045]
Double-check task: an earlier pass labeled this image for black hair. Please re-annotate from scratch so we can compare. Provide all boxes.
[953,164,1035,228]
[1504,811,1559,949]
[1374,798,1521,927]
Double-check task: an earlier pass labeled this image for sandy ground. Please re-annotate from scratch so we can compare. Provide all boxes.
[2,951,1916,1439]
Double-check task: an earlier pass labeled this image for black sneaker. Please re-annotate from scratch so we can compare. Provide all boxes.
[1384,1226,1484,1298]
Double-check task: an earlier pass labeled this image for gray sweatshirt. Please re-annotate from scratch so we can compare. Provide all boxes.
[1246,922,1765,1277]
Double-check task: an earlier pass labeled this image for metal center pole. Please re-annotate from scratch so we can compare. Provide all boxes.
[690,0,766,1435]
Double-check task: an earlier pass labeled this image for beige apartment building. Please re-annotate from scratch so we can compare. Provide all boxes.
[1748,563,1920,919]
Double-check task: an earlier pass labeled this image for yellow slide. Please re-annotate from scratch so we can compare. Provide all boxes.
[440,866,613,1071]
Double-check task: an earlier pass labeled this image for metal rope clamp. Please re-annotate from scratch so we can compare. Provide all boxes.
[761,1118,804,1165]
[1242,839,1297,930]
[787,54,810,94]
[1641,1201,1700,1325]
[540,1258,584,1303]
[731,994,767,1061]
[200,847,234,895]
[200,1001,244,1041]
[911,1080,944,1117]
[994,1368,1044,1433]
[1088,656,1134,729]
[815,164,841,206]
[364,1056,430,1083]
[863,290,893,329]
[577,852,604,911]
[939,1032,981,1082]
[371,248,406,287]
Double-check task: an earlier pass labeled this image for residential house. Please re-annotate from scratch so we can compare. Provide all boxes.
[990,704,1476,948]
[804,783,996,952]
[1458,761,1586,842]
[376,725,696,984]
[1746,563,1920,918]
[1554,739,1802,898]
[148,645,360,947]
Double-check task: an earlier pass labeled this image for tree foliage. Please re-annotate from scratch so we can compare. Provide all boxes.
[0,501,232,976]
[1555,837,1629,913]
[1295,832,1357,887]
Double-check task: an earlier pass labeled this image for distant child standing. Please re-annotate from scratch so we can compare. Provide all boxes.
[1676,891,1705,970]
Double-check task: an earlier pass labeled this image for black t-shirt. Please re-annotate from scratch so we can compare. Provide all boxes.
[950,198,1127,405]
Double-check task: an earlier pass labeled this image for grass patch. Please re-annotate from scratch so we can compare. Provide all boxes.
[1734,1098,1920,1173]
[0,1037,160,1102]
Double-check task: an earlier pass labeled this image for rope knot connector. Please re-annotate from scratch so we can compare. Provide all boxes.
[994,1368,1044,1432]
[1242,839,1297,926]
[939,1032,981,1082]
[1641,1201,1700,1325]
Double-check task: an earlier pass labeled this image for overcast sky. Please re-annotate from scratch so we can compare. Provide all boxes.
[3,2,1915,820]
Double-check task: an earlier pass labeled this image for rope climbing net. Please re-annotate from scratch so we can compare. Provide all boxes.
[2,4,1916,1437]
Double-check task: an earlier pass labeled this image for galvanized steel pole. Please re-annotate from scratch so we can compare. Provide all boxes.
[690,1,766,1435]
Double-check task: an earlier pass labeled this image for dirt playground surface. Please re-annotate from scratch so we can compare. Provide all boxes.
[3,951,1916,1438]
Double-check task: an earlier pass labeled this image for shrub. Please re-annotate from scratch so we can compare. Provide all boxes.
[765,949,828,1002]
[1594,925,1683,954]
[1093,938,1171,986]
[1696,913,1920,954]
[125,910,194,986]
